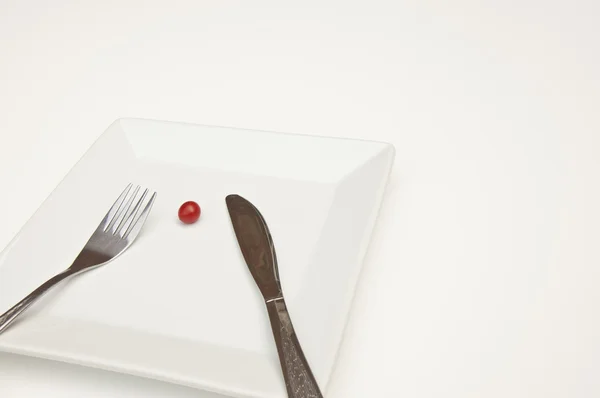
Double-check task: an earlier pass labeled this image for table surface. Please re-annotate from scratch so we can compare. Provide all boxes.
[1,1,599,397]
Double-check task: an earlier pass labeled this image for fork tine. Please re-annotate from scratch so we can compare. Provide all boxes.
[123,191,157,240]
[100,183,132,231]
[106,185,138,233]
[116,188,148,237]
[113,185,142,234]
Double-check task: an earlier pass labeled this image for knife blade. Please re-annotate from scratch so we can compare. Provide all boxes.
[226,194,324,398]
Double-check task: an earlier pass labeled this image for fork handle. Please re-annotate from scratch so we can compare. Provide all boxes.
[266,298,324,398]
[0,270,74,335]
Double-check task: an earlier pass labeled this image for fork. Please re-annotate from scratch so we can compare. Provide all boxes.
[0,184,157,335]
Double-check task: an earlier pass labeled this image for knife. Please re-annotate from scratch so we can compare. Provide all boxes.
[226,194,324,398]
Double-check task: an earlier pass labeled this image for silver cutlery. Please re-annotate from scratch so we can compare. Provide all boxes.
[226,194,324,398]
[0,184,157,335]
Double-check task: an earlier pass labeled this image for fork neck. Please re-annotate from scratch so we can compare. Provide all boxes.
[68,249,112,273]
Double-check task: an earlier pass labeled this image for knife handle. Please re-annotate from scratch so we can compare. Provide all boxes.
[266,298,324,398]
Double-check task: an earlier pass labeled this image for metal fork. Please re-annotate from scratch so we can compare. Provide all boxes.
[0,184,157,335]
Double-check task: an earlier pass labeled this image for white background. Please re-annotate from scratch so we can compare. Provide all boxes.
[1,1,599,397]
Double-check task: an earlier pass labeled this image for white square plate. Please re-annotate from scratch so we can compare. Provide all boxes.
[0,119,394,397]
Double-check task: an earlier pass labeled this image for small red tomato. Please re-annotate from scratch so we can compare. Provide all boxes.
[178,201,201,224]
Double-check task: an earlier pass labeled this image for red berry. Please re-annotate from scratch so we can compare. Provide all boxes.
[178,201,201,224]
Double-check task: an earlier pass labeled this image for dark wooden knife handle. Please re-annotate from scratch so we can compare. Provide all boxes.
[266,298,324,398]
